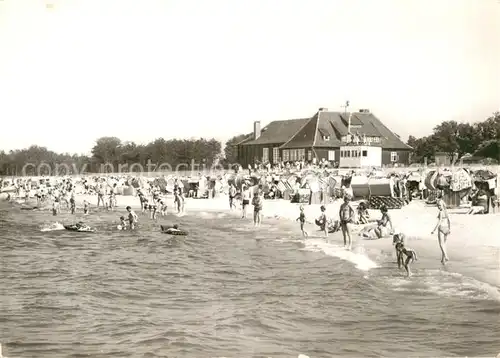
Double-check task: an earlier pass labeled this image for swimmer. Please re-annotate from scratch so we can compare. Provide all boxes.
[296,205,308,237]
[126,206,138,230]
[395,242,418,277]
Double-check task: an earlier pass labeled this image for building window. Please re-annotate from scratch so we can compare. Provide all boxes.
[272,147,279,163]
[328,150,335,161]
[362,150,368,157]
[283,149,290,162]
[298,149,305,160]
[262,148,269,163]
[391,151,398,162]
[323,135,330,141]
[373,137,380,143]
[307,150,312,161]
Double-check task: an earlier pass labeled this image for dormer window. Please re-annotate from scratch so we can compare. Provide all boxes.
[318,128,330,142]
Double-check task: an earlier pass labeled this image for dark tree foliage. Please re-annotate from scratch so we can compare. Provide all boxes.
[407,112,500,164]
[0,137,222,175]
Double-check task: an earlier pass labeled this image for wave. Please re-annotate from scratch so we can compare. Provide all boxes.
[292,237,378,271]
[387,269,500,301]
[40,222,65,232]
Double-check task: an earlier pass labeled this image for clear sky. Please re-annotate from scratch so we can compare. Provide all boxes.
[0,0,499,154]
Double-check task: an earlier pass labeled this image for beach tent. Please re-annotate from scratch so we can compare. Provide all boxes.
[367,178,392,197]
[449,168,473,192]
[438,169,470,208]
[351,175,370,198]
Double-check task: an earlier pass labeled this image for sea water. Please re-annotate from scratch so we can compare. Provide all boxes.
[0,202,499,357]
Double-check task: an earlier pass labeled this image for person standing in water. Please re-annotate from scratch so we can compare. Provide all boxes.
[69,192,76,214]
[126,206,138,230]
[252,188,263,226]
[395,242,418,277]
[241,184,251,219]
[317,205,328,238]
[432,199,450,264]
[339,196,355,249]
[228,184,237,210]
[83,200,90,215]
[296,205,308,237]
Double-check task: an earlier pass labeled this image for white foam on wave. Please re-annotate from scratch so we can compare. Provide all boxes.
[299,238,378,271]
[40,222,65,232]
[387,269,500,301]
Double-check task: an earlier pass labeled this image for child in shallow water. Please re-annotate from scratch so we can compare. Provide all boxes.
[395,241,417,277]
[119,216,127,230]
[296,205,308,237]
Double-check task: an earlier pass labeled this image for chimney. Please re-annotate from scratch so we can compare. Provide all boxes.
[254,121,261,140]
[359,109,370,113]
[318,107,328,112]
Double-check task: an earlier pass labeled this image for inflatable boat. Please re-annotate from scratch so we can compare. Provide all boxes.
[64,224,96,233]
[160,225,188,236]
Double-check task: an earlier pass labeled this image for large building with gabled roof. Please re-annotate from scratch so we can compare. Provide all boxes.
[235,107,412,167]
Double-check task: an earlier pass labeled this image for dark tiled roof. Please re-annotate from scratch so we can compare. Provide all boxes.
[241,118,309,145]
[242,110,412,150]
[234,133,253,146]
[312,111,343,147]
[279,116,317,149]
[359,113,412,150]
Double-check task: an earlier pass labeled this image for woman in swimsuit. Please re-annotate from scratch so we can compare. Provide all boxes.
[432,200,450,264]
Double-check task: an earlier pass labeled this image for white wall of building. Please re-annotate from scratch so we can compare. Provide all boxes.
[339,145,382,168]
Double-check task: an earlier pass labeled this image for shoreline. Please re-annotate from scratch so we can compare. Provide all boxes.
[5,191,500,288]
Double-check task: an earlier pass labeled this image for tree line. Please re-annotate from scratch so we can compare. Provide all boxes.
[407,112,500,164]
[0,137,224,176]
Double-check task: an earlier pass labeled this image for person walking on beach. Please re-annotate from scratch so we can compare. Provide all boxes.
[432,199,450,264]
[241,184,251,218]
[296,205,308,237]
[339,196,354,249]
[252,188,263,226]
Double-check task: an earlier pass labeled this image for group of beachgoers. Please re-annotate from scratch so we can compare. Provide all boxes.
[291,193,451,277]
[4,172,454,277]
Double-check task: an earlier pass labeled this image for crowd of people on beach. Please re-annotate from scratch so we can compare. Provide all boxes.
[0,166,462,278]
